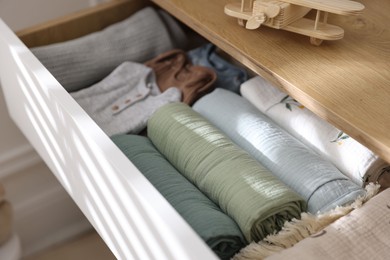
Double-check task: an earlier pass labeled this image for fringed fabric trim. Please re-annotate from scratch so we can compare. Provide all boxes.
[233,183,380,260]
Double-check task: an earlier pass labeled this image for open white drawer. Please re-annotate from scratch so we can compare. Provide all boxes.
[1,0,389,259]
[0,1,218,259]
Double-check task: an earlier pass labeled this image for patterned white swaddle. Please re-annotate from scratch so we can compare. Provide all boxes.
[240,76,390,187]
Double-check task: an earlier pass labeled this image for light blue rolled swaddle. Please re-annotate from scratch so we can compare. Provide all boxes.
[147,103,305,242]
[193,89,366,214]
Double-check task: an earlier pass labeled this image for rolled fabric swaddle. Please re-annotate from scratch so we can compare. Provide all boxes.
[240,76,390,188]
[193,89,366,214]
[111,134,246,259]
[31,7,187,92]
[148,103,305,242]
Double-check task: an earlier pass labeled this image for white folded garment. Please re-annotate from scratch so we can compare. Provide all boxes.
[240,76,390,187]
[266,188,390,260]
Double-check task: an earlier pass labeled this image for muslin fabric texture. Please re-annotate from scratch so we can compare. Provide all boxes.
[111,134,246,260]
[187,43,248,93]
[266,188,390,260]
[240,76,390,187]
[0,201,13,246]
[145,49,216,105]
[71,62,181,136]
[147,103,305,242]
[31,7,187,92]
[193,89,366,214]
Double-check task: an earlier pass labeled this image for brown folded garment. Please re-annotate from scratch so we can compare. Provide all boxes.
[0,201,13,246]
[145,49,216,105]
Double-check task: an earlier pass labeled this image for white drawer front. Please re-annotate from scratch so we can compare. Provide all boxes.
[0,18,217,260]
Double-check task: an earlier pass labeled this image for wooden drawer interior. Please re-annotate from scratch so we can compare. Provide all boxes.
[17,0,148,47]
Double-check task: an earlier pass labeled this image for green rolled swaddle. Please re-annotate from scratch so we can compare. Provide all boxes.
[147,103,306,242]
[111,134,246,259]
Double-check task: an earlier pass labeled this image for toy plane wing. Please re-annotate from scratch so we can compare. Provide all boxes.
[283,0,364,15]
[224,0,365,45]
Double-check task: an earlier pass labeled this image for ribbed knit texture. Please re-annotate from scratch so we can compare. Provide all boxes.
[193,89,366,214]
[31,7,187,92]
[147,103,305,242]
[111,134,246,260]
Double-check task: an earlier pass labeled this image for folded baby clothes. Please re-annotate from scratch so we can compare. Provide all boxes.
[145,49,216,105]
[240,76,390,188]
[111,134,246,260]
[31,7,187,92]
[266,188,390,260]
[71,62,181,136]
[193,89,366,214]
[148,103,305,242]
[0,201,13,246]
[187,43,248,93]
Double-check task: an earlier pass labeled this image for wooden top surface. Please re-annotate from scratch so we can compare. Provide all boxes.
[152,0,390,163]
[284,0,365,15]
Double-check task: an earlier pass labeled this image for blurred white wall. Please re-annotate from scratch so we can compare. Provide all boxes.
[0,0,109,257]
[0,0,109,31]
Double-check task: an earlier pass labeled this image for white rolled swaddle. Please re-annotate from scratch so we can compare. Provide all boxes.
[240,76,390,187]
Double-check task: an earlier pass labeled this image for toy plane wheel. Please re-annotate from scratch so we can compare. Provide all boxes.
[310,37,323,46]
[238,18,246,27]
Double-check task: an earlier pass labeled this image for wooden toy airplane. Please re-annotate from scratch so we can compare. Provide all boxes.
[224,0,365,45]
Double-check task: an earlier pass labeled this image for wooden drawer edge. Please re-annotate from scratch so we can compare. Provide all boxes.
[0,2,218,259]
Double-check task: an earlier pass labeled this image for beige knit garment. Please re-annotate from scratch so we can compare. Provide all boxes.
[266,188,390,260]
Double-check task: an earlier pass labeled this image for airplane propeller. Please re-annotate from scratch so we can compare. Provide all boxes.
[245,4,281,29]
[246,13,266,29]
